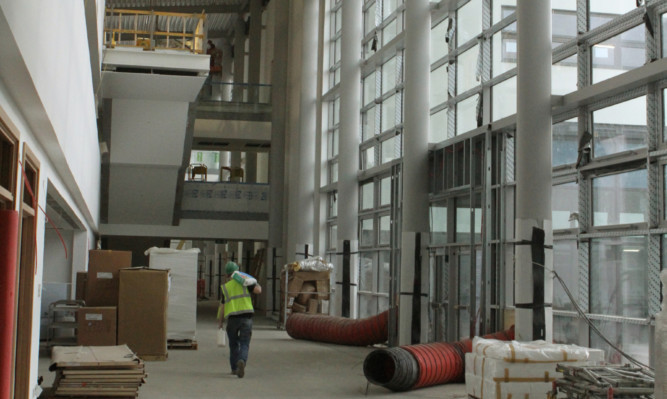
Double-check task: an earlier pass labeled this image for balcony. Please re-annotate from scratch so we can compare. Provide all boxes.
[197,81,272,121]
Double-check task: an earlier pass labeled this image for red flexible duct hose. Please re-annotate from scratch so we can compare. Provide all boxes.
[286,310,389,346]
[363,326,515,391]
[0,210,19,399]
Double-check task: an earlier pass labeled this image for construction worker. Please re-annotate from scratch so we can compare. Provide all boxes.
[217,261,261,378]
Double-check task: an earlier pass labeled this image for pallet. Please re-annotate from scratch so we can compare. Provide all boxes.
[167,339,198,350]
[139,353,168,361]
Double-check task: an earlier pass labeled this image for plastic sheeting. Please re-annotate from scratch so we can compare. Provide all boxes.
[145,247,200,341]
[465,337,604,399]
[284,256,333,272]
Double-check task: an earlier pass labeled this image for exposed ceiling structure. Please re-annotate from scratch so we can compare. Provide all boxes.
[105,0,252,38]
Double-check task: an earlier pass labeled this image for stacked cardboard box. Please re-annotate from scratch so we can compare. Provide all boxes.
[118,268,169,360]
[49,345,146,398]
[77,307,117,346]
[279,269,331,323]
[85,250,132,307]
[465,337,604,399]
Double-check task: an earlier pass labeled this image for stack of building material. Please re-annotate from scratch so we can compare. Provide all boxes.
[145,247,199,347]
[280,258,333,324]
[49,345,147,398]
[465,337,604,399]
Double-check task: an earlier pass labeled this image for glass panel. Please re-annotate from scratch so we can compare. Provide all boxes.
[492,77,516,121]
[363,147,376,170]
[590,321,649,365]
[473,194,482,244]
[364,3,377,36]
[430,108,448,143]
[664,14,667,58]
[381,135,399,164]
[590,1,637,30]
[329,192,338,218]
[382,95,396,131]
[431,18,449,62]
[664,89,667,142]
[590,236,648,317]
[382,18,398,46]
[553,118,578,166]
[552,5,577,45]
[457,95,478,135]
[455,196,471,243]
[359,252,374,292]
[361,182,374,210]
[593,96,647,158]
[334,7,342,34]
[457,44,480,95]
[328,224,337,250]
[328,129,339,158]
[360,218,375,246]
[358,294,377,318]
[552,54,577,95]
[492,22,517,78]
[334,37,341,65]
[492,0,516,25]
[380,177,391,206]
[593,169,647,226]
[382,57,397,95]
[330,161,338,184]
[457,0,482,45]
[379,215,391,245]
[364,72,376,106]
[553,240,578,310]
[553,316,581,345]
[458,252,471,339]
[430,201,448,246]
[552,182,578,230]
[431,64,448,106]
[378,251,391,293]
[591,25,646,85]
[383,0,398,19]
[363,107,376,141]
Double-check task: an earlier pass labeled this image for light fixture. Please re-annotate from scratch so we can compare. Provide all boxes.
[623,248,640,253]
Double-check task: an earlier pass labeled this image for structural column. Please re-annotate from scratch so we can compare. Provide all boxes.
[336,0,363,318]
[233,16,247,101]
[266,1,290,314]
[246,1,261,183]
[286,0,319,263]
[515,0,553,342]
[398,0,431,345]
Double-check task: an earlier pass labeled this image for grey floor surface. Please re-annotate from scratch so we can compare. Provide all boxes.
[38,300,467,399]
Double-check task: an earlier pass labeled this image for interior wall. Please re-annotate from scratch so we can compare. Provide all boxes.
[102,236,171,267]
[43,229,73,283]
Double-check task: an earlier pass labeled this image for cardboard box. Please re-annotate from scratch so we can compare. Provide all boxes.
[279,270,331,322]
[118,268,169,358]
[75,272,87,301]
[77,307,117,346]
[85,250,132,307]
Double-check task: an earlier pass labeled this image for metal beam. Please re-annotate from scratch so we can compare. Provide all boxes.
[109,5,247,14]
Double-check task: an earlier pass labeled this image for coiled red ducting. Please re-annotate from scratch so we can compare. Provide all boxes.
[285,310,389,346]
[364,326,515,391]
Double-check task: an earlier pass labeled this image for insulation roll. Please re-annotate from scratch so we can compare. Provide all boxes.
[0,210,19,399]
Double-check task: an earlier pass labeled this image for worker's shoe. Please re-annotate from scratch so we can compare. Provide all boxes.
[236,360,245,378]
[231,369,237,375]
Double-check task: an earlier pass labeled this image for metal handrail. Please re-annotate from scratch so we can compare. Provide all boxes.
[104,8,206,54]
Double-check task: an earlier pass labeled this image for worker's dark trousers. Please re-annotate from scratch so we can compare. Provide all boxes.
[226,316,253,371]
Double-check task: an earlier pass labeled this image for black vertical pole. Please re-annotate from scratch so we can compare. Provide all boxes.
[208,259,213,298]
[411,233,422,344]
[531,227,546,339]
[217,253,222,300]
[342,240,351,318]
[272,248,277,312]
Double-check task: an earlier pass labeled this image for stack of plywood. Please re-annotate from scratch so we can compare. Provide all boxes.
[465,337,604,399]
[49,345,146,398]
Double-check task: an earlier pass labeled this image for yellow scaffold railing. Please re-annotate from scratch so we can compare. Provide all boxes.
[104,8,206,54]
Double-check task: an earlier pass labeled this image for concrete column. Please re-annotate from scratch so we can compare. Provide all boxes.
[233,16,247,101]
[248,0,263,102]
[245,152,257,183]
[398,0,431,345]
[515,0,553,342]
[336,0,362,318]
[266,0,289,314]
[286,0,318,264]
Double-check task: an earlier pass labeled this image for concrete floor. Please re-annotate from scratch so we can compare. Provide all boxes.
[39,300,467,399]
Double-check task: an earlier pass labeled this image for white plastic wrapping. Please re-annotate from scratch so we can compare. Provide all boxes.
[145,247,200,341]
[472,337,593,362]
[283,256,334,272]
[466,338,604,399]
[654,269,667,398]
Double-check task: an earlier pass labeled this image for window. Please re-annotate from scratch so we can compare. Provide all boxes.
[552,182,578,230]
[591,25,646,85]
[457,0,482,45]
[430,200,448,246]
[553,240,578,310]
[552,54,578,95]
[457,44,480,95]
[492,77,516,121]
[592,96,647,158]
[592,169,647,227]
[431,18,449,62]
[553,117,578,166]
[430,108,448,143]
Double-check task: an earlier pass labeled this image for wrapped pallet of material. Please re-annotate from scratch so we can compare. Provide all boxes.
[465,337,604,399]
[145,247,200,341]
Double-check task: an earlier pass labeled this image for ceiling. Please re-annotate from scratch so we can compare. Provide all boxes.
[105,0,253,38]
